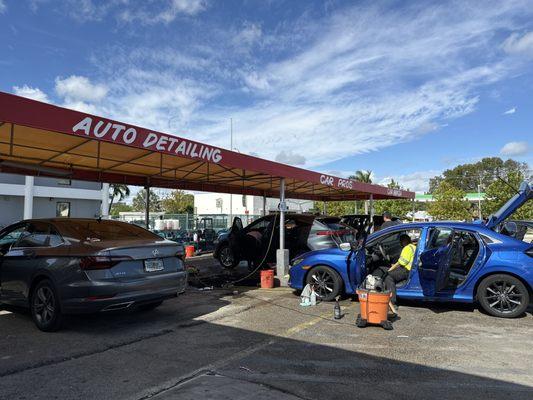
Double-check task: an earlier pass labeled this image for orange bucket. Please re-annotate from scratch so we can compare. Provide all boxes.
[260,269,275,289]
[356,289,392,328]
[185,245,195,258]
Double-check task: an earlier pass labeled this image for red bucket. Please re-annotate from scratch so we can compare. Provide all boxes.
[185,245,195,258]
[260,269,275,289]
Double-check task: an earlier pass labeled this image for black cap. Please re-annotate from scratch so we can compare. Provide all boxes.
[382,211,392,219]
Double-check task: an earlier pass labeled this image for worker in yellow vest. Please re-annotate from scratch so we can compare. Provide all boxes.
[385,234,416,315]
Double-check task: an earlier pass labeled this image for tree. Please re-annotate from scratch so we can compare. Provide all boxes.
[162,190,194,214]
[348,170,373,213]
[132,189,162,212]
[108,184,130,213]
[110,202,133,217]
[428,182,472,221]
[484,171,533,220]
[429,157,529,193]
[349,170,373,183]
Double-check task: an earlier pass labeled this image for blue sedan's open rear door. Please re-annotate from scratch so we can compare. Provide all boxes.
[485,181,532,230]
[418,235,454,296]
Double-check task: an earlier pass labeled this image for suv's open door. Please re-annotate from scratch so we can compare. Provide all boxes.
[485,181,532,230]
[418,233,455,296]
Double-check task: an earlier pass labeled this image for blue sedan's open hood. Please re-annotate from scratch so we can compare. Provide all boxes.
[485,181,532,230]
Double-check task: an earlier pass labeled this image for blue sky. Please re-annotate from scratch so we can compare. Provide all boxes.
[1,0,532,193]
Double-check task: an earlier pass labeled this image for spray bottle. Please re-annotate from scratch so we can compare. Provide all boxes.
[334,298,342,319]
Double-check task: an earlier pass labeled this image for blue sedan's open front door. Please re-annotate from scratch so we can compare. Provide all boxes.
[418,234,454,296]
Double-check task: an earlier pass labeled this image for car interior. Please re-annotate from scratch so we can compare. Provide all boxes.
[424,228,480,289]
[365,228,421,287]
[445,230,480,288]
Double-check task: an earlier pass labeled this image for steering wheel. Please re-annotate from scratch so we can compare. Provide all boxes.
[378,244,390,263]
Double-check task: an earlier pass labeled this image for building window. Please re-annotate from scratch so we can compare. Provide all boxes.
[58,179,71,186]
[56,202,71,217]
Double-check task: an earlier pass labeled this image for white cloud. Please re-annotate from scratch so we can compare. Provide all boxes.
[12,85,50,103]
[233,22,262,48]
[275,150,306,166]
[168,0,207,16]
[242,71,270,90]
[55,75,108,103]
[42,1,533,173]
[377,170,441,193]
[119,0,207,24]
[502,31,533,56]
[500,141,530,156]
[0,0,6,14]
[503,107,516,115]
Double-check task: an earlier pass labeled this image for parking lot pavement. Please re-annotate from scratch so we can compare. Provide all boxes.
[2,265,533,399]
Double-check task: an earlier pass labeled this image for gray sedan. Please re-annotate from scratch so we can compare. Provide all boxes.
[0,218,187,331]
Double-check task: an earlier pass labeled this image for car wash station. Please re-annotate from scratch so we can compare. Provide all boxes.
[0,91,413,283]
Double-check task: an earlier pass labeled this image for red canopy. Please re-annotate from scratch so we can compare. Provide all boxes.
[0,92,414,201]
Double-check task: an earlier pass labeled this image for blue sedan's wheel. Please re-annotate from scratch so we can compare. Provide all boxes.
[477,274,529,318]
[306,266,342,302]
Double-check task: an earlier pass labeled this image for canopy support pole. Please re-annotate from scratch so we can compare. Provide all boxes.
[369,194,374,222]
[276,178,289,286]
[263,194,267,216]
[145,184,150,230]
[101,183,109,218]
[23,175,34,220]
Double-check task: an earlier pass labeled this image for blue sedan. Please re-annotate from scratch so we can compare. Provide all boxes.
[289,182,533,318]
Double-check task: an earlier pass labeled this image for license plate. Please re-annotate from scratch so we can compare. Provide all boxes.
[144,259,164,272]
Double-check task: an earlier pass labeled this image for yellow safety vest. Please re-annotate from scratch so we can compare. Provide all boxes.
[398,244,416,270]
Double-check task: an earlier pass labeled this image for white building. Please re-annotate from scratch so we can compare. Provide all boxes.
[194,192,314,216]
[0,173,108,227]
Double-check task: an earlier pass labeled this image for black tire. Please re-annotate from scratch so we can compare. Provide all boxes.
[306,265,342,302]
[137,300,163,312]
[477,274,529,318]
[30,279,63,332]
[218,244,238,269]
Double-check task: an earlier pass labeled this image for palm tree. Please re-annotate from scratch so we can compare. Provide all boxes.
[349,170,373,214]
[349,170,373,183]
[108,184,131,214]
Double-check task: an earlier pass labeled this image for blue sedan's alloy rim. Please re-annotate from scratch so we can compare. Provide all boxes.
[484,280,524,314]
[310,270,334,298]
[33,286,55,325]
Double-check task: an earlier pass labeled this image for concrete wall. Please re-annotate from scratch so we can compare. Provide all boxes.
[33,198,101,220]
[0,173,104,227]
[0,195,24,227]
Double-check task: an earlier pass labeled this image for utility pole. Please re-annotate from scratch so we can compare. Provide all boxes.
[478,174,483,220]
[229,118,233,228]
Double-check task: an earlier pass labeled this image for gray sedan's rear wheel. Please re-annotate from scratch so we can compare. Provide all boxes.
[31,279,63,332]
[219,244,238,269]
[477,274,529,318]
[306,265,342,302]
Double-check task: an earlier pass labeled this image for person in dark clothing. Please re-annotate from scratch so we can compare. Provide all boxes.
[380,211,401,230]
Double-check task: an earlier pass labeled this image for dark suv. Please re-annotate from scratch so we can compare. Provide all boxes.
[213,214,356,269]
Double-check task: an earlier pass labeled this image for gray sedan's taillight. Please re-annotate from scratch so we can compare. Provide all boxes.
[80,255,133,270]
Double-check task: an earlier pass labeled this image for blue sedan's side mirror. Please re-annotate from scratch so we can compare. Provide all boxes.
[501,221,518,238]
